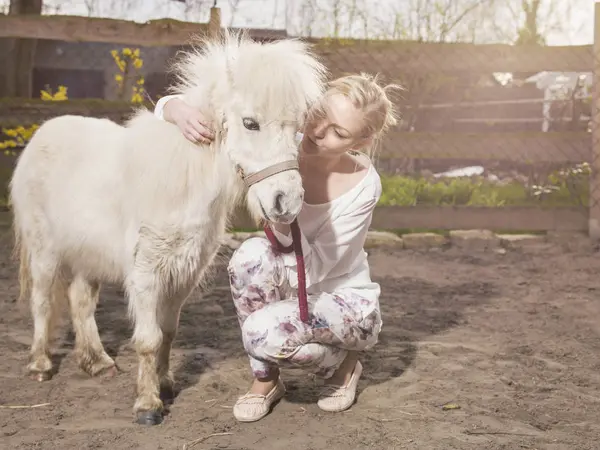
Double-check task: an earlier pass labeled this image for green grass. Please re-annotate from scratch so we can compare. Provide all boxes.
[378,174,588,208]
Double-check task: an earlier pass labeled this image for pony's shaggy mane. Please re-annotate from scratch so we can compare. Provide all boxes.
[166,29,328,125]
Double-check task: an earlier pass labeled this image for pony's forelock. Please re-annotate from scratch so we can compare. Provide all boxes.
[166,29,328,125]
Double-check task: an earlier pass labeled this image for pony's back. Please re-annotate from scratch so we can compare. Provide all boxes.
[10,115,135,281]
[11,115,125,216]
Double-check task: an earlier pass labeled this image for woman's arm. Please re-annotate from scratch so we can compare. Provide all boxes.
[154,94,215,144]
[154,94,180,122]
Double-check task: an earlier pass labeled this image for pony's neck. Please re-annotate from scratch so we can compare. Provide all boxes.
[209,148,245,216]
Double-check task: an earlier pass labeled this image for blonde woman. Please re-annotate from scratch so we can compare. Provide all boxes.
[154,73,400,422]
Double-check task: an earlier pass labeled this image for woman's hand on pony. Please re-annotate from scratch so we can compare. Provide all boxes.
[163,97,215,144]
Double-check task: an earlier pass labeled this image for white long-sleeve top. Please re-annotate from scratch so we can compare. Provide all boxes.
[154,94,381,311]
[154,94,178,121]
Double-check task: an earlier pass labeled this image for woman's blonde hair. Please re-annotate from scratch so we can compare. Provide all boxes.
[310,72,403,157]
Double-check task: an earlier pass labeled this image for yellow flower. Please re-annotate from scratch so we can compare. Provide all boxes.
[111,49,118,58]
[0,124,39,154]
[137,76,145,85]
[53,91,67,101]
[133,58,143,69]
[40,86,68,101]
[123,48,132,56]
[131,93,143,104]
[133,49,140,57]
[115,74,123,82]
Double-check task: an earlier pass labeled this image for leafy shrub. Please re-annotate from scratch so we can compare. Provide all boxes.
[379,164,589,208]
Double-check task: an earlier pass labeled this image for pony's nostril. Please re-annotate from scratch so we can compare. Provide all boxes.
[273,191,285,214]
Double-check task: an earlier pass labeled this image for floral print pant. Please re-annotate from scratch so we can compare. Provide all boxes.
[227,237,382,379]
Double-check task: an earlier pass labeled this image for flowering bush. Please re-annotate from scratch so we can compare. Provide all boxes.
[111,47,145,104]
[0,85,67,156]
[1,47,147,157]
[0,125,40,156]
[531,162,590,206]
[379,163,590,208]
[40,85,68,101]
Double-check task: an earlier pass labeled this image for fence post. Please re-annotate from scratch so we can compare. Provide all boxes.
[590,2,600,239]
[209,6,221,37]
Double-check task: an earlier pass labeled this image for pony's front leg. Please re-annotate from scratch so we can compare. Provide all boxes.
[156,287,194,405]
[127,276,164,425]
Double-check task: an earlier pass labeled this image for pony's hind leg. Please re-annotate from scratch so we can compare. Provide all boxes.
[27,251,62,381]
[68,275,116,377]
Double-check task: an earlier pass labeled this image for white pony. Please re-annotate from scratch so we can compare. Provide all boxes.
[9,30,327,425]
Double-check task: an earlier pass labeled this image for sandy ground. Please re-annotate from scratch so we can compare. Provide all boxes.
[1,228,600,450]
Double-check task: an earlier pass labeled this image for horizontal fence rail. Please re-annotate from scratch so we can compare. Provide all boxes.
[0,14,286,46]
[379,131,591,163]
[0,15,592,73]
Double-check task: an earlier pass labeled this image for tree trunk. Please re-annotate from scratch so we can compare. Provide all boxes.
[5,0,43,98]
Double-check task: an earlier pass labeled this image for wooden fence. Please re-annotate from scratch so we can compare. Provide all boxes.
[0,6,598,235]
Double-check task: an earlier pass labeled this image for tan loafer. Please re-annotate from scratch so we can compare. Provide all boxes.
[317,360,363,412]
[233,378,286,422]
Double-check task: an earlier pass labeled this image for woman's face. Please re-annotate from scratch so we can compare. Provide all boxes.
[301,93,370,157]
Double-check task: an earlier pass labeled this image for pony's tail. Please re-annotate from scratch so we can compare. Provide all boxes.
[11,214,31,304]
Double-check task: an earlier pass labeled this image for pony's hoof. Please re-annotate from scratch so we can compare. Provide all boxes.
[136,410,163,426]
[28,370,52,382]
[96,365,119,378]
[79,354,117,378]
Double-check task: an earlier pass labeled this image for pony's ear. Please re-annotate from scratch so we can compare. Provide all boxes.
[226,59,236,88]
[224,41,238,89]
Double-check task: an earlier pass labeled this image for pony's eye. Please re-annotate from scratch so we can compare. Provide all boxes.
[242,118,260,131]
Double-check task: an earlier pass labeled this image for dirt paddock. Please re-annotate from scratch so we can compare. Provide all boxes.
[1,228,600,450]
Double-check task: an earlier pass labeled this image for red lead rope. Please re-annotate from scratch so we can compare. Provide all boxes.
[263,218,309,323]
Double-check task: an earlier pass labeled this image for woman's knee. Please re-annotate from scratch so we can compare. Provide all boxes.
[358,309,383,351]
[240,301,305,361]
[227,237,283,286]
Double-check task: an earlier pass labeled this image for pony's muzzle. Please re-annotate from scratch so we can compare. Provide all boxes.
[265,189,303,224]
[242,159,304,224]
